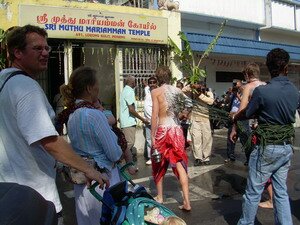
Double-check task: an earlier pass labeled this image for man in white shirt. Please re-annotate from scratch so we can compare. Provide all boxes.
[0,25,108,219]
[143,77,158,165]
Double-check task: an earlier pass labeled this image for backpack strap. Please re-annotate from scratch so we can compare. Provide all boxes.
[0,70,28,93]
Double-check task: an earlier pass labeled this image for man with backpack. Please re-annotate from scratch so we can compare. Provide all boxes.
[0,25,108,221]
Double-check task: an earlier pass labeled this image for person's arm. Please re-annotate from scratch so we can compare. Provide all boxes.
[229,123,238,143]
[122,147,138,175]
[125,88,149,124]
[16,85,108,188]
[128,104,149,124]
[151,90,159,147]
[182,84,191,94]
[230,87,251,121]
[245,88,261,119]
[41,136,109,188]
[237,86,251,113]
[233,88,261,122]
[236,92,242,102]
[199,91,214,105]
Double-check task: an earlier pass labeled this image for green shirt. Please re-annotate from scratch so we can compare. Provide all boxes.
[120,85,137,128]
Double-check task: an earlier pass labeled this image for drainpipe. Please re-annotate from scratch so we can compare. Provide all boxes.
[264,0,272,28]
[294,5,297,31]
[115,48,123,124]
[64,41,73,84]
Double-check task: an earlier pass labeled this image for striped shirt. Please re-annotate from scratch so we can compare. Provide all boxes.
[68,105,122,171]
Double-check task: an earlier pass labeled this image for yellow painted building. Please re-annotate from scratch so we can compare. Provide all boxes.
[0,0,181,117]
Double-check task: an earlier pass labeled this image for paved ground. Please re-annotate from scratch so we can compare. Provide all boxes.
[57,127,300,225]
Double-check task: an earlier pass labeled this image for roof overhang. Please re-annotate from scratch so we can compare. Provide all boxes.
[185,32,300,61]
[260,26,300,39]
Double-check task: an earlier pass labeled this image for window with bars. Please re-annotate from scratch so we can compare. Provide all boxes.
[120,45,169,102]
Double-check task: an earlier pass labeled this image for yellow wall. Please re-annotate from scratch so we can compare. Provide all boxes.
[0,0,165,30]
[0,0,182,78]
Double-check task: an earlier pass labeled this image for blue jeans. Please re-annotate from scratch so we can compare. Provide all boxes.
[145,125,152,159]
[238,143,293,225]
[226,121,250,160]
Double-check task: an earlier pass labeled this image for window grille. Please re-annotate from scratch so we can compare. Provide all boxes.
[120,45,169,102]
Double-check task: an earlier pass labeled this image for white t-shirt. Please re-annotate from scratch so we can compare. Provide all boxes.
[0,68,62,212]
[144,90,152,121]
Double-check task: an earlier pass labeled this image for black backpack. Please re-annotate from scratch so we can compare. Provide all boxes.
[0,183,57,225]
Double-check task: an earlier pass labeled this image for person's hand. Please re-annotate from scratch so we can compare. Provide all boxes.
[178,112,186,120]
[127,165,138,175]
[191,84,201,90]
[85,168,110,189]
[229,128,237,143]
[229,112,236,121]
[143,118,150,125]
[179,109,189,120]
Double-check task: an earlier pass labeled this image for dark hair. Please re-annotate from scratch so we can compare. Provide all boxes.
[148,76,157,84]
[176,81,183,89]
[61,66,97,108]
[266,48,290,78]
[155,66,172,85]
[7,25,48,61]
[243,62,260,79]
[232,86,239,93]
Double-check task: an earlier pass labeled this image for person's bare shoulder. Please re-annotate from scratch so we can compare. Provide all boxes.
[151,87,160,96]
[152,86,165,96]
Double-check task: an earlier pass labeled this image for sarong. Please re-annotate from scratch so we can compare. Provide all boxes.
[152,125,188,184]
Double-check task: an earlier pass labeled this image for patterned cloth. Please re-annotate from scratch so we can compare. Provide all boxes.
[152,125,188,184]
[55,101,95,135]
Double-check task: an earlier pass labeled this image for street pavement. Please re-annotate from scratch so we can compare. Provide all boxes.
[57,127,300,225]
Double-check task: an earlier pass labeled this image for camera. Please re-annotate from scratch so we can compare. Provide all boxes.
[232,79,240,87]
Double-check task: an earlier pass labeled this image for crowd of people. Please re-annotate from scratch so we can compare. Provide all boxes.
[0,24,299,225]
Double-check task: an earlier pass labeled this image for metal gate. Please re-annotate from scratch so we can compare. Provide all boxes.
[119,45,169,103]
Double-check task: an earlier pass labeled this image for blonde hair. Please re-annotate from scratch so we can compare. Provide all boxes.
[162,216,187,225]
[243,62,260,79]
[155,66,172,85]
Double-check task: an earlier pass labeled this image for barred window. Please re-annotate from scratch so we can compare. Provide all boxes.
[120,45,169,103]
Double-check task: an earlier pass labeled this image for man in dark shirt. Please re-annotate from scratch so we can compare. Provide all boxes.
[232,48,299,225]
